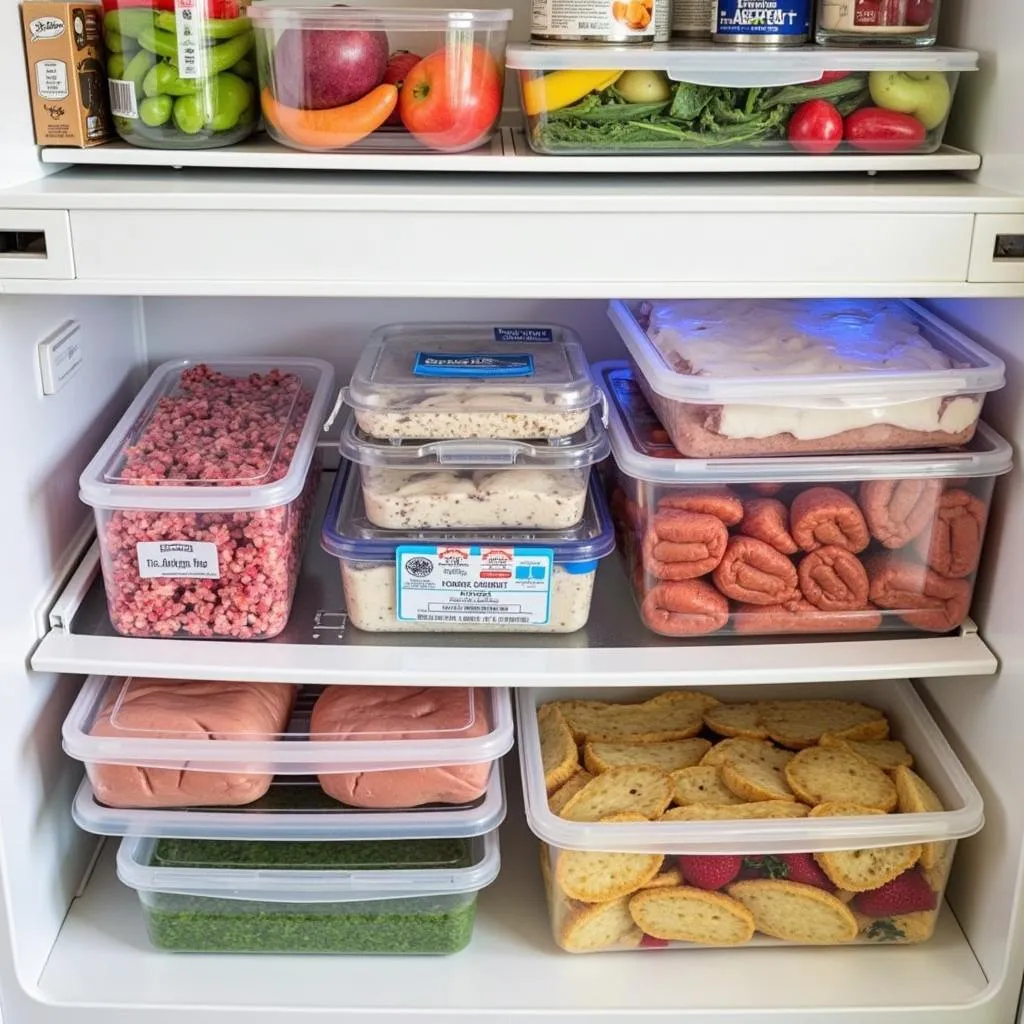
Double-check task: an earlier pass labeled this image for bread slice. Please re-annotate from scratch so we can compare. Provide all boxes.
[548,770,594,815]
[819,734,913,771]
[585,738,711,776]
[727,879,859,944]
[670,766,748,806]
[784,747,898,811]
[538,704,580,794]
[662,801,810,821]
[559,896,643,952]
[559,766,674,821]
[628,887,755,946]
[893,765,946,869]
[810,802,921,891]
[701,737,794,771]
[721,758,795,803]
[854,910,938,944]
[557,692,717,745]
[640,867,684,890]
[703,702,769,740]
[761,700,889,750]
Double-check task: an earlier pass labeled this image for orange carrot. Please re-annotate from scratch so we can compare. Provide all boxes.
[261,85,398,150]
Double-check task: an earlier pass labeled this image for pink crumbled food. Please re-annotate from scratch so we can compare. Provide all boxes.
[101,365,319,639]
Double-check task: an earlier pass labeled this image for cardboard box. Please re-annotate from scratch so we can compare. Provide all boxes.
[21,1,113,146]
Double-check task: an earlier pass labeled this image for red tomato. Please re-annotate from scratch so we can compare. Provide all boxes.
[788,99,844,154]
[815,71,850,84]
[382,51,422,127]
[906,0,935,26]
[399,45,502,152]
[844,107,928,153]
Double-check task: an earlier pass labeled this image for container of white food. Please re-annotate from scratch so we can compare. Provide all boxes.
[339,410,610,530]
[320,463,615,633]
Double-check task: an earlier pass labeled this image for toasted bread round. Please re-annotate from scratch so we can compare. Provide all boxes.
[671,766,748,806]
[559,766,674,822]
[784,747,898,811]
[701,737,794,770]
[855,910,938,944]
[703,702,769,740]
[661,801,810,821]
[559,896,643,952]
[893,765,946,870]
[819,734,913,771]
[585,738,711,776]
[548,770,595,816]
[553,700,611,744]
[538,704,580,794]
[629,887,755,946]
[555,813,664,902]
[727,879,859,944]
[761,700,889,750]
[558,692,716,745]
[640,867,684,890]
[721,758,795,803]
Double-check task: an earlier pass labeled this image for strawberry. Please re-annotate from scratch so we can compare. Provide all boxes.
[780,853,835,891]
[679,855,742,890]
[640,934,670,949]
[382,51,422,126]
[853,870,937,917]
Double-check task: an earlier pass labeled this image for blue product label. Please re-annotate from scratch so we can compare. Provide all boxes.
[412,352,535,378]
[715,0,810,34]
[493,326,555,344]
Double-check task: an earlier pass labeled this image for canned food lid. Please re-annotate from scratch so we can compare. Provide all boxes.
[506,43,978,81]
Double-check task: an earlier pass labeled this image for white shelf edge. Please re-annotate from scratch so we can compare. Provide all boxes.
[37,131,982,175]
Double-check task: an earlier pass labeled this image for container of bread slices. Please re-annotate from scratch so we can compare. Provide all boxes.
[518,682,983,952]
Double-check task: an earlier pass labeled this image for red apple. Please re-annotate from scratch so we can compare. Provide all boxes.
[272,28,389,110]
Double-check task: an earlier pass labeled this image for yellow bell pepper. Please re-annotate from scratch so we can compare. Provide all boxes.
[522,69,624,117]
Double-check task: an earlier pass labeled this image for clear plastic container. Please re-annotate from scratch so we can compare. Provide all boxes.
[63,675,514,809]
[102,0,258,149]
[343,322,601,441]
[73,765,506,840]
[609,299,1004,458]
[817,0,941,47]
[250,5,511,154]
[518,680,984,951]
[321,463,616,633]
[79,358,334,640]
[597,361,1011,639]
[117,829,500,954]
[508,45,977,156]
[340,410,611,531]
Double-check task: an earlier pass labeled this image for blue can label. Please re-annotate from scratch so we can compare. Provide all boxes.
[493,326,554,344]
[715,0,810,34]
[412,352,535,378]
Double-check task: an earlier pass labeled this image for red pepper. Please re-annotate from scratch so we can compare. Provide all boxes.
[844,107,927,153]
[815,71,850,84]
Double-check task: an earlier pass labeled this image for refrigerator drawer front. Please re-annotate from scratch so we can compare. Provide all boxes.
[0,210,74,279]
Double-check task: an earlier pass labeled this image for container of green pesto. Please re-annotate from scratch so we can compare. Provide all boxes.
[117,831,499,954]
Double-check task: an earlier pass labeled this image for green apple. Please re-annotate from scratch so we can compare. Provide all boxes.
[868,71,952,131]
[615,70,672,104]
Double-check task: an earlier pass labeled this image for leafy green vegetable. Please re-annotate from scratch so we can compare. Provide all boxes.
[866,919,907,943]
[144,892,476,954]
[531,75,870,153]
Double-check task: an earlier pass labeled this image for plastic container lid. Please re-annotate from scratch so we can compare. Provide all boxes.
[608,299,1005,410]
[117,829,501,903]
[518,680,984,855]
[597,361,1013,485]
[63,676,514,774]
[339,409,610,470]
[342,323,600,419]
[250,4,513,31]
[321,461,615,569]
[73,765,506,841]
[507,44,978,87]
[79,358,335,511]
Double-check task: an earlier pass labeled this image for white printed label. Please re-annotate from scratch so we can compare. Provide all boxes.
[137,541,220,579]
[174,0,206,80]
[35,59,69,101]
[108,78,138,118]
[29,16,65,40]
[397,545,553,626]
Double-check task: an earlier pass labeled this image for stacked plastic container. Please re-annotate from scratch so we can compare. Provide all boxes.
[64,675,512,954]
[323,323,615,634]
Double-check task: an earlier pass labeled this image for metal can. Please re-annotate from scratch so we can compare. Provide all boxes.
[531,0,663,43]
[672,0,712,36]
[712,0,811,44]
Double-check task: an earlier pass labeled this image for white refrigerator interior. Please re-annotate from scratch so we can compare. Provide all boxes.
[1,0,1024,1022]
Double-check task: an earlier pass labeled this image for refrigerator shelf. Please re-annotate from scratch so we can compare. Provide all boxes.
[31,472,997,687]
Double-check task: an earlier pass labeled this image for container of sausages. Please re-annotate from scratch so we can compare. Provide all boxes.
[596,361,1012,639]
